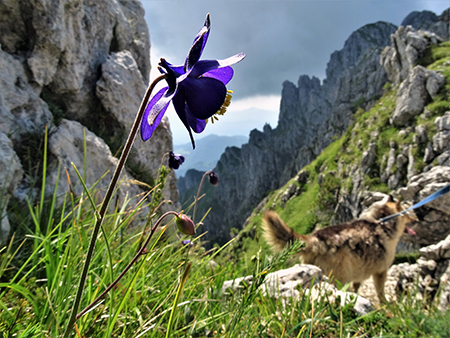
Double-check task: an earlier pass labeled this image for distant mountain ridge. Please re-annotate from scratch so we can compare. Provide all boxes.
[178,9,450,247]
[174,134,248,177]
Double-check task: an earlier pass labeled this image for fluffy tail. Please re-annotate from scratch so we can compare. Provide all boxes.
[262,210,304,253]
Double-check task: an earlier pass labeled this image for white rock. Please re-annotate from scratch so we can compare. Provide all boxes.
[222,264,374,315]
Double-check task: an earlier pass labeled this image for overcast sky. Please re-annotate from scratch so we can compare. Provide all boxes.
[140,1,449,145]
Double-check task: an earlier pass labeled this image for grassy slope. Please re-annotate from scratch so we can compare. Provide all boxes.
[220,41,450,274]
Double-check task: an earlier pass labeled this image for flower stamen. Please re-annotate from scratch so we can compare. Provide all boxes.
[207,90,233,124]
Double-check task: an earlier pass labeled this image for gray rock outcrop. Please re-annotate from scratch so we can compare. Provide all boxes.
[391,65,445,126]
[397,166,450,246]
[381,25,444,86]
[359,233,450,310]
[0,0,179,244]
[222,264,374,315]
[333,17,449,243]
[46,119,142,210]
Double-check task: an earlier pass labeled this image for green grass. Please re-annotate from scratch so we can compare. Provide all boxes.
[2,185,447,337]
[1,130,446,337]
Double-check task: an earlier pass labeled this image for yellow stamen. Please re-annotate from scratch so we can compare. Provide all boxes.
[206,90,233,124]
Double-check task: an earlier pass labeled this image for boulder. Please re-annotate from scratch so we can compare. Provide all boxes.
[222,264,374,315]
[391,66,445,127]
[47,119,143,214]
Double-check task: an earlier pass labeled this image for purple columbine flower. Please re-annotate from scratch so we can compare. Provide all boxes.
[168,151,185,170]
[140,13,245,149]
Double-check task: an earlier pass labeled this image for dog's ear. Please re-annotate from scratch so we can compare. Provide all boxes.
[388,194,395,203]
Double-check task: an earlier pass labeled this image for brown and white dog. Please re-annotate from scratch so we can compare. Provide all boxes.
[262,195,417,303]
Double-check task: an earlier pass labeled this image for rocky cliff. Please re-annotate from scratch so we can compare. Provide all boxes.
[0,0,179,244]
[179,9,450,247]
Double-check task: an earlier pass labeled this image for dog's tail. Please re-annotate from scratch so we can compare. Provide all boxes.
[262,210,306,252]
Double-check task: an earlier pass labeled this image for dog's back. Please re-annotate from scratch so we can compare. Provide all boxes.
[262,195,417,302]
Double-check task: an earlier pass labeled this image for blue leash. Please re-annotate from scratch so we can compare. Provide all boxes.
[379,183,450,223]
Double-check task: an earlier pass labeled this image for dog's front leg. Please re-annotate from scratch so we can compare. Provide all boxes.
[373,270,388,303]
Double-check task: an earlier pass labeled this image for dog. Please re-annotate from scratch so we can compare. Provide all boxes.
[262,195,417,303]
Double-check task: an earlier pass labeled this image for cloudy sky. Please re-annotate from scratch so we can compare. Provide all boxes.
[141,1,449,145]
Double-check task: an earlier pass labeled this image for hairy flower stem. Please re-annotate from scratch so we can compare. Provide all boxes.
[75,211,179,320]
[63,74,168,338]
[192,170,212,223]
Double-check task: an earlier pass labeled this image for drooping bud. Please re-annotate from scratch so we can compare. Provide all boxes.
[168,151,185,170]
[175,213,196,236]
[208,171,219,186]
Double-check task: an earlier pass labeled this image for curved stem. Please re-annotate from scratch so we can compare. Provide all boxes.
[63,74,168,337]
[192,170,211,224]
[75,211,179,320]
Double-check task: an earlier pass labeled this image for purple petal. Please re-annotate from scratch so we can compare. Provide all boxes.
[185,105,207,133]
[173,89,207,134]
[184,14,211,72]
[189,53,246,79]
[182,77,226,119]
[172,88,197,149]
[140,87,173,141]
[160,59,185,77]
[202,66,234,85]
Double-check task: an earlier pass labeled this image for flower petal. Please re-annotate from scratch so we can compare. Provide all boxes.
[202,66,234,85]
[182,77,226,119]
[185,105,207,133]
[172,88,197,149]
[172,90,206,134]
[160,59,185,77]
[189,53,246,79]
[184,13,211,72]
[140,87,173,141]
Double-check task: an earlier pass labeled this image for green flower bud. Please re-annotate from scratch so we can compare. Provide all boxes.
[175,213,196,236]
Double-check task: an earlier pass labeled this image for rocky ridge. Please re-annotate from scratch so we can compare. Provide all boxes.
[225,10,450,310]
[180,9,449,246]
[0,0,178,244]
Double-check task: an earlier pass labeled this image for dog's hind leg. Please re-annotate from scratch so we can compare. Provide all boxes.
[373,270,388,303]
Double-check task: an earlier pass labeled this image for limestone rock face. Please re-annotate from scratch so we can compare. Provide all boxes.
[397,166,450,246]
[0,49,53,139]
[0,0,150,122]
[47,119,142,208]
[0,0,179,241]
[0,132,23,245]
[333,16,450,246]
[381,25,444,86]
[391,66,445,126]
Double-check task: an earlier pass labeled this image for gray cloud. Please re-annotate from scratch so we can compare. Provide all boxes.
[142,1,448,101]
